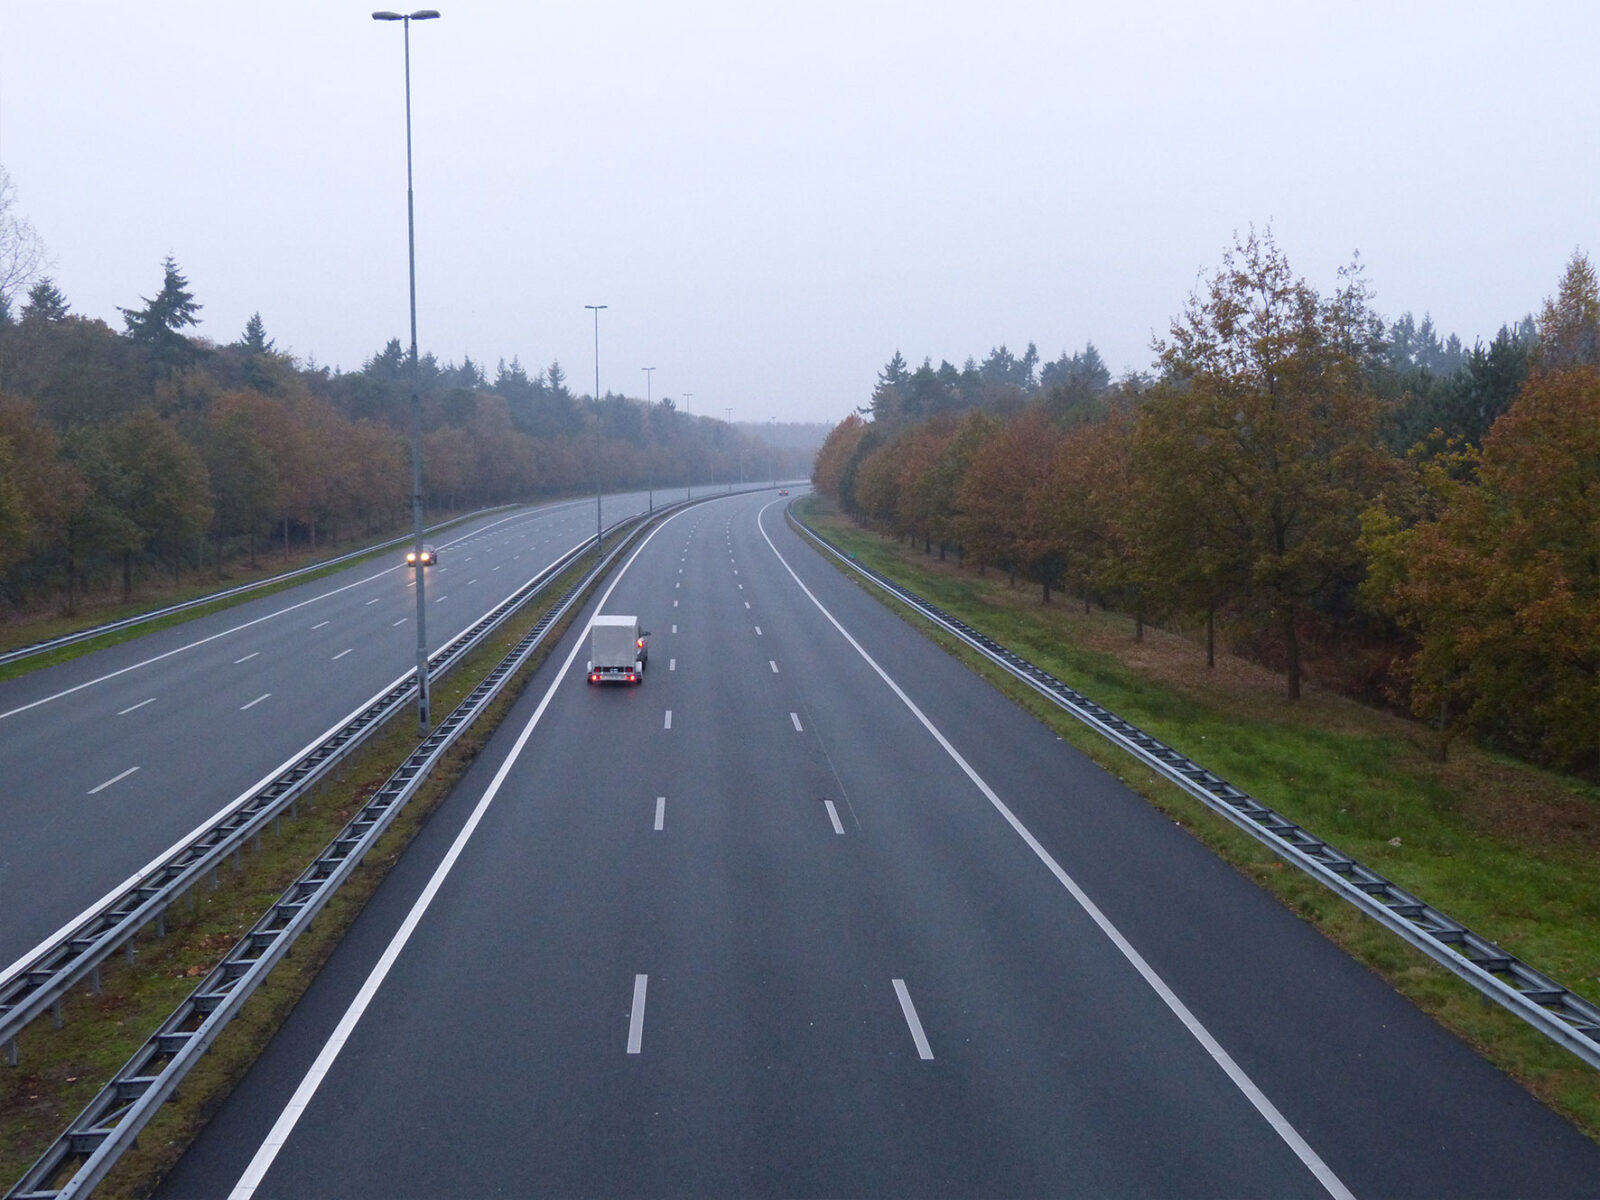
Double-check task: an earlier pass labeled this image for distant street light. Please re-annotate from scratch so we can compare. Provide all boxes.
[642,366,655,512]
[683,392,693,499]
[586,304,607,552]
[371,6,440,735]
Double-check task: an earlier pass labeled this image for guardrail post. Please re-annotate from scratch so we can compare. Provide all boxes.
[5,1038,15,1067]
[125,942,136,966]
[90,966,102,996]
[155,911,166,939]
[51,999,62,1030]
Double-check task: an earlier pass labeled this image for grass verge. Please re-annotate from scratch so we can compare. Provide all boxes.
[0,505,523,684]
[0,545,604,1196]
[796,498,1600,1141]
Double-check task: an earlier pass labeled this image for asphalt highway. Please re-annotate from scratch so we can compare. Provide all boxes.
[157,491,1600,1198]
[0,490,674,973]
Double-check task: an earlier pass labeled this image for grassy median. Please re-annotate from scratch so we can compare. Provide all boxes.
[796,498,1600,1140]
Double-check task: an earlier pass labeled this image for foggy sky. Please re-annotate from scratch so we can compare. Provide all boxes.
[3,1,1596,424]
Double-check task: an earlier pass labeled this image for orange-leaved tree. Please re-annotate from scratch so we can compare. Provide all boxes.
[1367,366,1600,768]
[1152,228,1389,697]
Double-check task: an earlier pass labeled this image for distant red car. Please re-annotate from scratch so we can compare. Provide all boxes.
[778,488,789,496]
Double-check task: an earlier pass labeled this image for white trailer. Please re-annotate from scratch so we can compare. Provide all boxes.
[587,615,649,684]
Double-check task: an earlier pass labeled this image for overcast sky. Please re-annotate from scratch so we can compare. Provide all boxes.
[3,2,1596,425]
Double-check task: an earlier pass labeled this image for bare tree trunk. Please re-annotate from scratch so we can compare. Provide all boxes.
[65,528,79,616]
[1284,602,1302,700]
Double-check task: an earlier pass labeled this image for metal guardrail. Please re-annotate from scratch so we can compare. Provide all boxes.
[790,511,1600,1072]
[7,513,656,1200]
[0,516,635,1064]
[0,506,531,670]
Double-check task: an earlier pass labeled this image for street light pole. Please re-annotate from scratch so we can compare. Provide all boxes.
[372,7,440,736]
[641,366,655,512]
[726,407,733,492]
[586,304,607,553]
[683,392,693,499]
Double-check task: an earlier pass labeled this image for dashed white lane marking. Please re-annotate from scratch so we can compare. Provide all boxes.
[675,582,680,589]
[332,649,354,661]
[117,698,156,716]
[312,620,331,630]
[234,652,259,664]
[628,974,649,1054]
[790,712,803,732]
[669,659,676,671]
[492,565,502,571]
[770,660,779,673]
[654,797,666,831]
[89,766,140,795]
[744,601,751,609]
[434,595,448,603]
[392,618,407,627]
[366,598,381,606]
[824,800,845,835]
[737,584,743,590]
[754,626,762,636]
[673,600,678,608]
[466,578,477,586]
[241,693,272,711]
[755,502,1355,1200]
[892,979,934,1060]
[664,710,673,730]
[671,624,677,634]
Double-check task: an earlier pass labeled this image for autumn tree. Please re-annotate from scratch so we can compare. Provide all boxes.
[1533,250,1599,372]
[1152,228,1389,698]
[955,408,1060,590]
[1364,366,1600,768]
[813,413,869,500]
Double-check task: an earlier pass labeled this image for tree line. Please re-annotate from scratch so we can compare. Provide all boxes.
[814,231,1600,774]
[0,248,812,618]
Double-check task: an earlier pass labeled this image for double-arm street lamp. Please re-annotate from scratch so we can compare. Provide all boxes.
[372,7,439,735]
[586,304,607,552]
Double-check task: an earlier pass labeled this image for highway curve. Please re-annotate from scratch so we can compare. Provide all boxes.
[156,490,1600,1198]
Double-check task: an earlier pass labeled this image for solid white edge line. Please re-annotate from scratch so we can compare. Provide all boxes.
[756,504,1355,1200]
[0,532,595,993]
[627,974,649,1054]
[892,978,935,1060]
[88,766,140,796]
[824,799,845,836]
[654,796,666,831]
[227,513,677,1199]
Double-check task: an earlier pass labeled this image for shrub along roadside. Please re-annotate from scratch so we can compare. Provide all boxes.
[0,547,600,1196]
[798,497,1600,1141]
